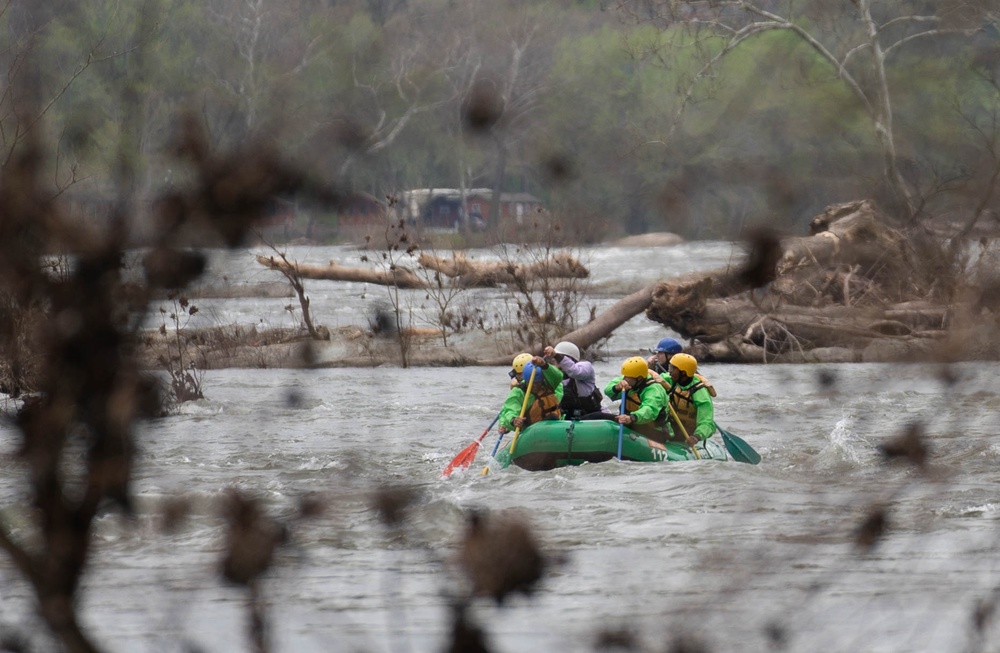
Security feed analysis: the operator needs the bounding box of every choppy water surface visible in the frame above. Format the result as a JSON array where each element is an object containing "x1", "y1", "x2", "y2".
[{"x1": 1, "y1": 242, "x2": 999, "y2": 653}]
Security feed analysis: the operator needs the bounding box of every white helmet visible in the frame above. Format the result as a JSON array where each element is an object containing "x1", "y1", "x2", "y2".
[{"x1": 553, "y1": 341, "x2": 580, "y2": 361}]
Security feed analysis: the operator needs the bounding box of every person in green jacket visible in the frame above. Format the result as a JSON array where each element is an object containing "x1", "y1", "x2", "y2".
[
  {"x1": 652, "y1": 353, "x2": 716, "y2": 445},
  {"x1": 498, "y1": 356, "x2": 564, "y2": 434},
  {"x1": 603, "y1": 356, "x2": 670, "y2": 444}
]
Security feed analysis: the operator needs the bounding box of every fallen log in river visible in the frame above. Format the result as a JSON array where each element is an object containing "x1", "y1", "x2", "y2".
[
  {"x1": 640, "y1": 200, "x2": 995, "y2": 363},
  {"x1": 518, "y1": 199, "x2": 992, "y2": 365},
  {"x1": 256, "y1": 255, "x2": 426, "y2": 288},
  {"x1": 260, "y1": 199, "x2": 998, "y2": 365},
  {"x1": 257, "y1": 251, "x2": 588, "y2": 289}
]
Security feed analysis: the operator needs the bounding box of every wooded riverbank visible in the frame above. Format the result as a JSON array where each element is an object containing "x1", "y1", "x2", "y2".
[{"x1": 143, "y1": 200, "x2": 1000, "y2": 372}]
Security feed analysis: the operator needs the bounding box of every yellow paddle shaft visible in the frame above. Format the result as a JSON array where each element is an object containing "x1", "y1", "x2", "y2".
[
  {"x1": 667, "y1": 401, "x2": 701, "y2": 460},
  {"x1": 481, "y1": 370, "x2": 535, "y2": 475},
  {"x1": 507, "y1": 372, "x2": 535, "y2": 456}
]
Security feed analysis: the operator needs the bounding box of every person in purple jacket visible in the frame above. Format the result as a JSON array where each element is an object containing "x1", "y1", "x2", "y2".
[{"x1": 543, "y1": 341, "x2": 606, "y2": 419}]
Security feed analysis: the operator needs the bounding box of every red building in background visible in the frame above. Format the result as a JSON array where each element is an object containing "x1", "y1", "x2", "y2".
[{"x1": 400, "y1": 188, "x2": 545, "y2": 231}]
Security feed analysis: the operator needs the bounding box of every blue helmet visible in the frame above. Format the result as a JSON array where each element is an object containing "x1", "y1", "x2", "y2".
[
  {"x1": 653, "y1": 337, "x2": 683, "y2": 355},
  {"x1": 522, "y1": 362, "x2": 543, "y2": 383}
]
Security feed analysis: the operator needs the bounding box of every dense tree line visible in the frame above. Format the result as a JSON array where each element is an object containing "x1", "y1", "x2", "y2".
[{"x1": 1, "y1": 0, "x2": 998, "y2": 241}]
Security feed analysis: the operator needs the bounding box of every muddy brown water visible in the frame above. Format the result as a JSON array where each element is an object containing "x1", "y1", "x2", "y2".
[{"x1": 1, "y1": 242, "x2": 997, "y2": 652}]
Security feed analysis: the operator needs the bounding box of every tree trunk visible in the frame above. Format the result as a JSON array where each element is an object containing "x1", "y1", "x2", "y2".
[
  {"x1": 556, "y1": 283, "x2": 658, "y2": 353},
  {"x1": 478, "y1": 282, "x2": 658, "y2": 365},
  {"x1": 417, "y1": 252, "x2": 589, "y2": 286},
  {"x1": 489, "y1": 134, "x2": 507, "y2": 232},
  {"x1": 258, "y1": 253, "x2": 590, "y2": 289},
  {"x1": 256, "y1": 255, "x2": 427, "y2": 289},
  {"x1": 639, "y1": 199, "x2": 966, "y2": 363}
]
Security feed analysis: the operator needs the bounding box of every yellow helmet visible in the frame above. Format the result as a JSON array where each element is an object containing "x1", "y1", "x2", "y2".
[
  {"x1": 512, "y1": 353, "x2": 532, "y2": 374},
  {"x1": 621, "y1": 356, "x2": 648, "y2": 378},
  {"x1": 669, "y1": 353, "x2": 697, "y2": 377}
]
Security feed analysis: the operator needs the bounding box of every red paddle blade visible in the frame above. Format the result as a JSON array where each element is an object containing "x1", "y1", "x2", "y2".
[{"x1": 440, "y1": 441, "x2": 482, "y2": 478}]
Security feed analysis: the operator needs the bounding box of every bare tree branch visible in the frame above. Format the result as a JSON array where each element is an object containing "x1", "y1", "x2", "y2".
[{"x1": 621, "y1": 0, "x2": 993, "y2": 221}]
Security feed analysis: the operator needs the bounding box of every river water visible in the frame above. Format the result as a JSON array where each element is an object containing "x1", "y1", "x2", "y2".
[{"x1": 1, "y1": 242, "x2": 999, "y2": 653}]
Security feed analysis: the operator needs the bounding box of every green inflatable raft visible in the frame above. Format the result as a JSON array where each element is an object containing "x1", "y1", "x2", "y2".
[{"x1": 492, "y1": 418, "x2": 728, "y2": 472}]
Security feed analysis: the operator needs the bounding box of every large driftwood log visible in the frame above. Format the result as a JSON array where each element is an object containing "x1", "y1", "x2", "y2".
[
  {"x1": 644, "y1": 200, "x2": 962, "y2": 363},
  {"x1": 691, "y1": 329, "x2": 949, "y2": 364},
  {"x1": 478, "y1": 282, "x2": 658, "y2": 366},
  {"x1": 417, "y1": 252, "x2": 589, "y2": 287},
  {"x1": 256, "y1": 255, "x2": 427, "y2": 288},
  {"x1": 665, "y1": 298, "x2": 949, "y2": 345},
  {"x1": 482, "y1": 263, "x2": 800, "y2": 365},
  {"x1": 559, "y1": 284, "x2": 655, "y2": 350},
  {"x1": 645, "y1": 263, "x2": 769, "y2": 331},
  {"x1": 482, "y1": 266, "x2": 742, "y2": 366},
  {"x1": 771, "y1": 199, "x2": 928, "y2": 305},
  {"x1": 480, "y1": 267, "x2": 776, "y2": 365},
  {"x1": 257, "y1": 252, "x2": 590, "y2": 289}
]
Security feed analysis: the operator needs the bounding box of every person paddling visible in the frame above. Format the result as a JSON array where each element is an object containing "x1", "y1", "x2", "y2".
[
  {"x1": 646, "y1": 337, "x2": 682, "y2": 372},
  {"x1": 498, "y1": 359, "x2": 564, "y2": 434},
  {"x1": 509, "y1": 352, "x2": 532, "y2": 387},
  {"x1": 651, "y1": 353, "x2": 716, "y2": 446},
  {"x1": 543, "y1": 341, "x2": 605, "y2": 419},
  {"x1": 647, "y1": 337, "x2": 717, "y2": 399},
  {"x1": 603, "y1": 357, "x2": 670, "y2": 444}
]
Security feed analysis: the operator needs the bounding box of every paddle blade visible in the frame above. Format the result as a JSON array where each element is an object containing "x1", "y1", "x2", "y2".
[
  {"x1": 441, "y1": 440, "x2": 482, "y2": 478},
  {"x1": 718, "y1": 425, "x2": 761, "y2": 464},
  {"x1": 445, "y1": 411, "x2": 503, "y2": 479}
]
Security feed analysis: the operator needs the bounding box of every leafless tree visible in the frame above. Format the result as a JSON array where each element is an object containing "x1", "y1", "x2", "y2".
[
  {"x1": 615, "y1": 0, "x2": 993, "y2": 221},
  {"x1": 204, "y1": 0, "x2": 326, "y2": 138},
  {"x1": 332, "y1": 43, "x2": 443, "y2": 179},
  {"x1": 256, "y1": 233, "x2": 327, "y2": 340},
  {"x1": 438, "y1": 36, "x2": 483, "y2": 234},
  {"x1": 400, "y1": 0, "x2": 552, "y2": 233},
  {"x1": 467, "y1": 4, "x2": 549, "y2": 232}
]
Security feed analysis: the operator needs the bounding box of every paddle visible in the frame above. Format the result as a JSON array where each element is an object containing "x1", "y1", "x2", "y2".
[
  {"x1": 666, "y1": 401, "x2": 701, "y2": 460},
  {"x1": 486, "y1": 429, "x2": 506, "y2": 465},
  {"x1": 481, "y1": 371, "x2": 535, "y2": 476},
  {"x1": 715, "y1": 422, "x2": 761, "y2": 464},
  {"x1": 440, "y1": 411, "x2": 502, "y2": 478},
  {"x1": 507, "y1": 371, "x2": 535, "y2": 456},
  {"x1": 616, "y1": 387, "x2": 626, "y2": 460}
]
